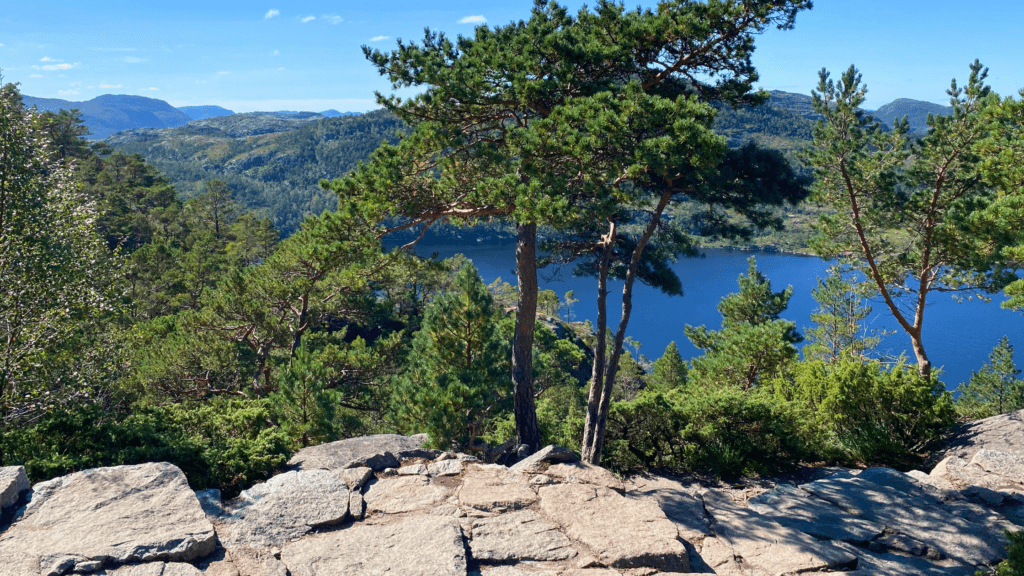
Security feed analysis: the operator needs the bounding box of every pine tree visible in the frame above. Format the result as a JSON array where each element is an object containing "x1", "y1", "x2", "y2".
[
  {"x1": 803, "y1": 271, "x2": 880, "y2": 363},
  {"x1": 956, "y1": 336, "x2": 1024, "y2": 419},
  {"x1": 803, "y1": 62, "x2": 1015, "y2": 378},
  {"x1": 647, "y1": 342, "x2": 688, "y2": 391},
  {"x1": 392, "y1": 264, "x2": 512, "y2": 449},
  {"x1": 686, "y1": 258, "x2": 800, "y2": 390}
]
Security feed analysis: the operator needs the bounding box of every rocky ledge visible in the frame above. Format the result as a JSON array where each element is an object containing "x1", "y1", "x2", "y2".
[{"x1": 2, "y1": 412, "x2": 1024, "y2": 576}]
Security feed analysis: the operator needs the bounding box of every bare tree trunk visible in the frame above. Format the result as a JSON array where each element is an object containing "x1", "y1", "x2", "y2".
[
  {"x1": 581, "y1": 222, "x2": 616, "y2": 463},
  {"x1": 512, "y1": 223, "x2": 541, "y2": 453},
  {"x1": 584, "y1": 191, "x2": 673, "y2": 465}
]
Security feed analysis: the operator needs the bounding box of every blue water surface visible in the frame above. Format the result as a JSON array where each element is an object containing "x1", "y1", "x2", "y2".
[{"x1": 409, "y1": 239, "x2": 1022, "y2": 391}]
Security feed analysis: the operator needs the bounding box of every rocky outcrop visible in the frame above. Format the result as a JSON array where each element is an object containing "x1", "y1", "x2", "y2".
[
  {"x1": 0, "y1": 463, "x2": 215, "y2": 576},
  {"x1": 934, "y1": 408, "x2": 1024, "y2": 462},
  {"x1": 287, "y1": 433, "x2": 438, "y2": 472},
  {"x1": 4, "y1": 425, "x2": 1024, "y2": 576},
  {"x1": 0, "y1": 466, "x2": 29, "y2": 517}
]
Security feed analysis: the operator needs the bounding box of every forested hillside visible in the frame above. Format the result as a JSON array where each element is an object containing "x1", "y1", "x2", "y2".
[{"x1": 108, "y1": 110, "x2": 406, "y2": 234}]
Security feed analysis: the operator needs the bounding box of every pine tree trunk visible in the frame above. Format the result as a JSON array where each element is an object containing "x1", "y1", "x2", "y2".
[
  {"x1": 512, "y1": 223, "x2": 541, "y2": 453},
  {"x1": 582, "y1": 222, "x2": 616, "y2": 464}
]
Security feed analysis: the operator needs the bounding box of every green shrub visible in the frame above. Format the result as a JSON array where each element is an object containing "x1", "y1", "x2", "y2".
[
  {"x1": 604, "y1": 386, "x2": 812, "y2": 478},
  {"x1": 981, "y1": 530, "x2": 1024, "y2": 576},
  {"x1": 1, "y1": 397, "x2": 290, "y2": 498},
  {"x1": 773, "y1": 358, "x2": 956, "y2": 467}
]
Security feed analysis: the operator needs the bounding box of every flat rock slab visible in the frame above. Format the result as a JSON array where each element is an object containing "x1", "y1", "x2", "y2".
[
  {"x1": 288, "y1": 434, "x2": 438, "y2": 472},
  {"x1": 364, "y1": 475, "x2": 450, "y2": 514},
  {"x1": 0, "y1": 466, "x2": 29, "y2": 515},
  {"x1": 544, "y1": 463, "x2": 624, "y2": 492},
  {"x1": 475, "y1": 568, "x2": 618, "y2": 576},
  {"x1": 802, "y1": 467, "x2": 1007, "y2": 565},
  {"x1": 280, "y1": 515, "x2": 467, "y2": 576},
  {"x1": 746, "y1": 483, "x2": 885, "y2": 545},
  {"x1": 224, "y1": 469, "x2": 350, "y2": 548},
  {"x1": 833, "y1": 541, "x2": 977, "y2": 576},
  {"x1": 702, "y1": 490, "x2": 857, "y2": 575},
  {"x1": 470, "y1": 510, "x2": 575, "y2": 562},
  {"x1": 0, "y1": 463, "x2": 215, "y2": 573},
  {"x1": 628, "y1": 476, "x2": 710, "y2": 542},
  {"x1": 538, "y1": 483, "x2": 688, "y2": 571},
  {"x1": 459, "y1": 466, "x2": 538, "y2": 512},
  {"x1": 219, "y1": 545, "x2": 289, "y2": 576},
  {"x1": 97, "y1": 563, "x2": 204, "y2": 576}
]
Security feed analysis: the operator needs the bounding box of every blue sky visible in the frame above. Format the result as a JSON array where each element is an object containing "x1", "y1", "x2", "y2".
[{"x1": 1, "y1": 0, "x2": 1021, "y2": 113}]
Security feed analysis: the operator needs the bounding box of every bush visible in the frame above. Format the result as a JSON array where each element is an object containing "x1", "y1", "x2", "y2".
[
  {"x1": 1, "y1": 397, "x2": 290, "y2": 498},
  {"x1": 604, "y1": 386, "x2": 812, "y2": 478},
  {"x1": 772, "y1": 358, "x2": 956, "y2": 467}
]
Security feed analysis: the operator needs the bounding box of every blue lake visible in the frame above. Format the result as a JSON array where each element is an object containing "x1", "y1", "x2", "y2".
[{"x1": 409, "y1": 239, "x2": 1023, "y2": 391}]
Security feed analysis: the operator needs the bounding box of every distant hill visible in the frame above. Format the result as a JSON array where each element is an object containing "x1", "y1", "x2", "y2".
[
  {"x1": 178, "y1": 105, "x2": 234, "y2": 120},
  {"x1": 107, "y1": 109, "x2": 407, "y2": 235},
  {"x1": 22, "y1": 94, "x2": 192, "y2": 140},
  {"x1": 870, "y1": 98, "x2": 952, "y2": 134},
  {"x1": 320, "y1": 110, "x2": 362, "y2": 118}
]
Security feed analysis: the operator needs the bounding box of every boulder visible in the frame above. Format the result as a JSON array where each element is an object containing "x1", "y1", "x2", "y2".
[
  {"x1": 702, "y1": 490, "x2": 858, "y2": 575},
  {"x1": 538, "y1": 483, "x2": 688, "y2": 571},
  {"x1": 398, "y1": 463, "x2": 428, "y2": 476},
  {"x1": 280, "y1": 515, "x2": 466, "y2": 576},
  {"x1": 219, "y1": 546, "x2": 288, "y2": 576},
  {"x1": 98, "y1": 563, "x2": 205, "y2": 576},
  {"x1": 833, "y1": 541, "x2": 978, "y2": 576},
  {"x1": 508, "y1": 445, "x2": 578, "y2": 475},
  {"x1": 469, "y1": 510, "x2": 575, "y2": 562},
  {"x1": 428, "y1": 459, "x2": 465, "y2": 477},
  {"x1": 223, "y1": 469, "x2": 350, "y2": 548},
  {"x1": 0, "y1": 463, "x2": 215, "y2": 574},
  {"x1": 746, "y1": 483, "x2": 885, "y2": 545},
  {"x1": 801, "y1": 467, "x2": 1008, "y2": 565},
  {"x1": 0, "y1": 466, "x2": 29, "y2": 517},
  {"x1": 287, "y1": 434, "x2": 438, "y2": 472},
  {"x1": 363, "y1": 475, "x2": 451, "y2": 514},
  {"x1": 544, "y1": 463, "x2": 624, "y2": 492},
  {"x1": 934, "y1": 409, "x2": 1024, "y2": 462},
  {"x1": 972, "y1": 449, "x2": 1024, "y2": 482},
  {"x1": 930, "y1": 455, "x2": 1024, "y2": 493},
  {"x1": 458, "y1": 466, "x2": 538, "y2": 513},
  {"x1": 333, "y1": 467, "x2": 374, "y2": 491}
]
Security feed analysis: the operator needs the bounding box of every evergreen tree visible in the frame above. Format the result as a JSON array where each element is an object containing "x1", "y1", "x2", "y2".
[
  {"x1": 647, "y1": 341, "x2": 688, "y2": 391},
  {"x1": 803, "y1": 271, "x2": 880, "y2": 363},
  {"x1": 332, "y1": 0, "x2": 812, "y2": 459},
  {"x1": 803, "y1": 62, "x2": 1016, "y2": 378},
  {"x1": 686, "y1": 258, "x2": 800, "y2": 390},
  {"x1": 956, "y1": 336, "x2": 1024, "y2": 419},
  {"x1": 392, "y1": 264, "x2": 511, "y2": 449}
]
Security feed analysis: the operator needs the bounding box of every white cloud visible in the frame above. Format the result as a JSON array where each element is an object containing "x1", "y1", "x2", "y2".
[
  {"x1": 58, "y1": 90, "x2": 79, "y2": 96},
  {"x1": 41, "y1": 56, "x2": 57, "y2": 61},
  {"x1": 459, "y1": 15, "x2": 486, "y2": 24},
  {"x1": 324, "y1": 14, "x2": 342, "y2": 24},
  {"x1": 100, "y1": 83, "x2": 123, "y2": 88},
  {"x1": 0, "y1": 43, "x2": 4, "y2": 47},
  {"x1": 35, "y1": 63, "x2": 76, "y2": 71},
  {"x1": 264, "y1": 9, "x2": 280, "y2": 19},
  {"x1": 277, "y1": 67, "x2": 285, "y2": 71},
  {"x1": 140, "y1": 87, "x2": 160, "y2": 91},
  {"x1": 272, "y1": 49, "x2": 280, "y2": 56},
  {"x1": 122, "y1": 56, "x2": 145, "y2": 63},
  {"x1": 301, "y1": 15, "x2": 316, "y2": 23},
  {"x1": 370, "y1": 35, "x2": 389, "y2": 41},
  {"x1": 195, "y1": 80, "x2": 207, "y2": 84}
]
